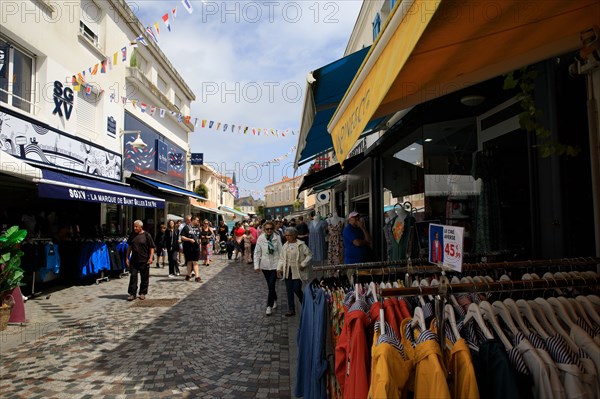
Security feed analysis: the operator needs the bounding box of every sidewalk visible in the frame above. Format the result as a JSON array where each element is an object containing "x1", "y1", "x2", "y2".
[{"x1": 0, "y1": 256, "x2": 300, "y2": 398}]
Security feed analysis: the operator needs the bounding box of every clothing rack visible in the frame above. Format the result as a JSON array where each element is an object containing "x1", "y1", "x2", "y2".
[
  {"x1": 380, "y1": 275, "x2": 599, "y2": 297},
  {"x1": 23, "y1": 237, "x2": 55, "y2": 299},
  {"x1": 312, "y1": 256, "x2": 600, "y2": 272}
]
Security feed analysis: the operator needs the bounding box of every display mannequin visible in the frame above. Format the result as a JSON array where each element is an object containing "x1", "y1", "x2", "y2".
[{"x1": 326, "y1": 211, "x2": 344, "y2": 265}]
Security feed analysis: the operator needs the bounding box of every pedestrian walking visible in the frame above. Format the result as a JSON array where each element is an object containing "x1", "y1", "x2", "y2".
[
  {"x1": 199, "y1": 219, "x2": 214, "y2": 266},
  {"x1": 254, "y1": 221, "x2": 283, "y2": 315},
  {"x1": 155, "y1": 223, "x2": 167, "y2": 268},
  {"x1": 277, "y1": 227, "x2": 313, "y2": 317},
  {"x1": 243, "y1": 226, "x2": 253, "y2": 264},
  {"x1": 180, "y1": 215, "x2": 202, "y2": 283},
  {"x1": 164, "y1": 219, "x2": 181, "y2": 277},
  {"x1": 126, "y1": 220, "x2": 155, "y2": 301}
]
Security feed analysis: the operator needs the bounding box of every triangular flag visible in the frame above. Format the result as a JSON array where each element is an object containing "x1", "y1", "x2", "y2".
[
  {"x1": 162, "y1": 13, "x2": 171, "y2": 32},
  {"x1": 89, "y1": 64, "x2": 98, "y2": 75},
  {"x1": 181, "y1": 0, "x2": 193, "y2": 14},
  {"x1": 100, "y1": 60, "x2": 107, "y2": 73},
  {"x1": 122, "y1": 97, "x2": 127, "y2": 104},
  {"x1": 216, "y1": 122, "x2": 221, "y2": 130},
  {"x1": 146, "y1": 27, "x2": 158, "y2": 44},
  {"x1": 113, "y1": 52, "x2": 118, "y2": 66},
  {"x1": 223, "y1": 124, "x2": 228, "y2": 132},
  {"x1": 107, "y1": 56, "x2": 112, "y2": 71},
  {"x1": 194, "y1": 118, "x2": 198, "y2": 127},
  {"x1": 135, "y1": 35, "x2": 148, "y2": 46},
  {"x1": 85, "y1": 85, "x2": 92, "y2": 96},
  {"x1": 149, "y1": 106, "x2": 156, "y2": 116},
  {"x1": 231, "y1": 125, "x2": 235, "y2": 132},
  {"x1": 172, "y1": 6, "x2": 177, "y2": 19},
  {"x1": 159, "y1": 108, "x2": 166, "y2": 118},
  {"x1": 177, "y1": 114, "x2": 183, "y2": 123},
  {"x1": 121, "y1": 47, "x2": 127, "y2": 62},
  {"x1": 153, "y1": 22, "x2": 160, "y2": 36},
  {"x1": 202, "y1": 119, "x2": 207, "y2": 128},
  {"x1": 185, "y1": 115, "x2": 191, "y2": 124},
  {"x1": 131, "y1": 100, "x2": 137, "y2": 108},
  {"x1": 209, "y1": 121, "x2": 214, "y2": 128},
  {"x1": 140, "y1": 103, "x2": 147, "y2": 113}
]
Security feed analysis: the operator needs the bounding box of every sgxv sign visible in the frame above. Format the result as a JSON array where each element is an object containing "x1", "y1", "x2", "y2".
[{"x1": 52, "y1": 80, "x2": 73, "y2": 120}]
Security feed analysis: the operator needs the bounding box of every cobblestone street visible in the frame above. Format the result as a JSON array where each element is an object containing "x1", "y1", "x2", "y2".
[{"x1": 0, "y1": 256, "x2": 299, "y2": 398}]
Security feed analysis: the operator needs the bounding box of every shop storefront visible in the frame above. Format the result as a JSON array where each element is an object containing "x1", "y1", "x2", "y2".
[
  {"x1": 0, "y1": 106, "x2": 165, "y2": 286},
  {"x1": 327, "y1": 0, "x2": 600, "y2": 261}
]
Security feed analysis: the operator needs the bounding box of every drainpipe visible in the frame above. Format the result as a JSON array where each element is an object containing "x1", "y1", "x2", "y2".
[{"x1": 570, "y1": 26, "x2": 600, "y2": 267}]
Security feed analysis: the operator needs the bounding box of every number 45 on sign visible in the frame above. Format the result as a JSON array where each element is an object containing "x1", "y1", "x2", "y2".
[{"x1": 428, "y1": 223, "x2": 464, "y2": 272}]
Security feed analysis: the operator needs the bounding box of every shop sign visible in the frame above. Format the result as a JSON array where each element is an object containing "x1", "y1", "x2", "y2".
[
  {"x1": 52, "y1": 80, "x2": 74, "y2": 120},
  {"x1": 40, "y1": 185, "x2": 163, "y2": 208},
  {"x1": 190, "y1": 153, "x2": 203, "y2": 165},
  {"x1": 107, "y1": 116, "x2": 117, "y2": 137},
  {"x1": 429, "y1": 223, "x2": 464, "y2": 272},
  {"x1": 155, "y1": 140, "x2": 168, "y2": 173}
]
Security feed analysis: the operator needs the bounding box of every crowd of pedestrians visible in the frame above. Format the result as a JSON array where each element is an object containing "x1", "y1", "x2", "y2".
[{"x1": 124, "y1": 213, "x2": 370, "y2": 320}]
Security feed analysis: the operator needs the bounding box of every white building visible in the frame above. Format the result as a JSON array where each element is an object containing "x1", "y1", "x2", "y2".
[{"x1": 0, "y1": 0, "x2": 197, "y2": 238}]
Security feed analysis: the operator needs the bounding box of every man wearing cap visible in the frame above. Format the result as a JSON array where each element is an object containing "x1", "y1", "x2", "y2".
[{"x1": 343, "y1": 211, "x2": 372, "y2": 264}]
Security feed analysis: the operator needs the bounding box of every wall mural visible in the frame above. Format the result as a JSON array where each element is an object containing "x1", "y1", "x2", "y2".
[{"x1": 0, "y1": 108, "x2": 122, "y2": 181}]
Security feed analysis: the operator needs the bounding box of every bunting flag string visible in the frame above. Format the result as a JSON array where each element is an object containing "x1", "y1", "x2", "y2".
[
  {"x1": 68, "y1": 1, "x2": 296, "y2": 138},
  {"x1": 260, "y1": 146, "x2": 297, "y2": 164}
]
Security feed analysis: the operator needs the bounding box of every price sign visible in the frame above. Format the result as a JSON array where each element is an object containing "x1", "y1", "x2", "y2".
[{"x1": 429, "y1": 223, "x2": 464, "y2": 272}]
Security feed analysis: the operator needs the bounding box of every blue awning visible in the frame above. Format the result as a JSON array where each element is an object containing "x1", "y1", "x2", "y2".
[
  {"x1": 37, "y1": 169, "x2": 165, "y2": 208},
  {"x1": 294, "y1": 46, "x2": 384, "y2": 168},
  {"x1": 219, "y1": 206, "x2": 247, "y2": 218},
  {"x1": 130, "y1": 174, "x2": 207, "y2": 201}
]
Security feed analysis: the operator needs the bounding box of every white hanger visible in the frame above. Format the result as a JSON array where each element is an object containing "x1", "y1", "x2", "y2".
[
  {"x1": 588, "y1": 294, "x2": 600, "y2": 309},
  {"x1": 534, "y1": 298, "x2": 579, "y2": 354},
  {"x1": 517, "y1": 299, "x2": 550, "y2": 339},
  {"x1": 493, "y1": 300, "x2": 523, "y2": 336},
  {"x1": 567, "y1": 297, "x2": 593, "y2": 327},
  {"x1": 369, "y1": 281, "x2": 378, "y2": 304},
  {"x1": 412, "y1": 279, "x2": 426, "y2": 307},
  {"x1": 547, "y1": 297, "x2": 577, "y2": 327},
  {"x1": 576, "y1": 295, "x2": 600, "y2": 326},
  {"x1": 412, "y1": 306, "x2": 427, "y2": 331},
  {"x1": 480, "y1": 301, "x2": 513, "y2": 350},
  {"x1": 463, "y1": 303, "x2": 494, "y2": 340},
  {"x1": 420, "y1": 278, "x2": 434, "y2": 301},
  {"x1": 526, "y1": 300, "x2": 560, "y2": 338},
  {"x1": 444, "y1": 304, "x2": 461, "y2": 344}
]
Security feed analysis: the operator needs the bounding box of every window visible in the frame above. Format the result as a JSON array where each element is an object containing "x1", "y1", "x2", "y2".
[
  {"x1": 77, "y1": 89, "x2": 99, "y2": 136},
  {"x1": 157, "y1": 75, "x2": 167, "y2": 93},
  {"x1": 0, "y1": 38, "x2": 34, "y2": 113},
  {"x1": 79, "y1": 0, "x2": 102, "y2": 48},
  {"x1": 373, "y1": 13, "x2": 381, "y2": 41},
  {"x1": 174, "y1": 94, "x2": 182, "y2": 110},
  {"x1": 278, "y1": 189, "x2": 282, "y2": 202}
]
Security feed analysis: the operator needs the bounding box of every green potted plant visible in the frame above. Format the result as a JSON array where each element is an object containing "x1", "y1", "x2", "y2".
[{"x1": 0, "y1": 226, "x2": 27, "y2": 330}]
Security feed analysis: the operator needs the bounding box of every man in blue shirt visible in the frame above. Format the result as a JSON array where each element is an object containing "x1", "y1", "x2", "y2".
[{"x1": 343, "y1": 211, "x2": 372, "y2": 264}]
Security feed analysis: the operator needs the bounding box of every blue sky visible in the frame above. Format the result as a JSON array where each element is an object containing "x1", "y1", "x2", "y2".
[{"x1": 134, "y1": 1, "x2": 363, "y2": 199}]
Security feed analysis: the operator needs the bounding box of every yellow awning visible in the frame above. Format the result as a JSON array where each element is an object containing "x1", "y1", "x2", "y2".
[{"x1": 329, "y1": 0, "x2": 600, "y2": 164}]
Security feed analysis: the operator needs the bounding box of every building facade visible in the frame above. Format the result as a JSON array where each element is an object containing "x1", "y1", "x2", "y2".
[{"x1": 0, "y1": 0, "x2": 196, "y2": 283}]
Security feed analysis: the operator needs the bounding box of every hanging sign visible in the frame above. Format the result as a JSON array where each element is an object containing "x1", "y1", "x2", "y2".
[
  {"x1": 429, "y1": 223, "x2": 464, "y2": 272},
  {"x1": 190, "y1": 153, "x2": 203, "y2": 165}
]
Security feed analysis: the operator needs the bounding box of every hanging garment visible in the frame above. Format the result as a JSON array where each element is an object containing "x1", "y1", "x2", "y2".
[
  {"x1": 335, "y1": 299, "x2": 371, "y2": 399},
  {"x1": 383, "y1": 218, "x2": 394, "y2": 261},
  {"x1": 525, "y1": 332, "x2": 568, "y2": 399},
  {"x1": 308, "y1": 219, "x2": 328, "y2": 262},
  {"x1": 368, "y1": 321, "x2": 411, "y2": 399},
  {"x1": 400, "y1": 318, "x2": 452, "y2": 399},
  {"x1": 476, "y1": 340, "x2": 524, "y2": 399},
  {"x1": 327, "y1": 220, "x2": 344, "y2": 266},
  {"x1": 514, "y1": 333, "x2": 564, "y2": 399},
  {"x1": 295, "y1": 284, "x2": 328, "y2": 399}
]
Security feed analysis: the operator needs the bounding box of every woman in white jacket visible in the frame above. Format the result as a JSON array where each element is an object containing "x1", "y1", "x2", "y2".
[
  {"x1": 254, "y1": 221, "x2": 283, "y2": 316},
  {"x1": 277, "y1": 226, "x2": 313, "y2": 317}
]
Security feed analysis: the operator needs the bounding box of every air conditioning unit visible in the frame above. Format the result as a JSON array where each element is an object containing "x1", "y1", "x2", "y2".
[{"x1": 316, "y1": 191, "x2": 330, "y2": 205}]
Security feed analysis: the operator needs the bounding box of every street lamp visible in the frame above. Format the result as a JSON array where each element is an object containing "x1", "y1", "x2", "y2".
[{"x1": 120, "y1": 129, "x2": 147, "y2": 149}]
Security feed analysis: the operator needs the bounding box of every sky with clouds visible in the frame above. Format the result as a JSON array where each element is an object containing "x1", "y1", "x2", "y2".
[{"x1": 134, "y1": 1, "x2": 363, "y2": 199}]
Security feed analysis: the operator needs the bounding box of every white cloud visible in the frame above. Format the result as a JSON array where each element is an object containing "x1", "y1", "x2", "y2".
[{"x1": 134, "y1": 1, "x2": 363, "y2": 197}]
